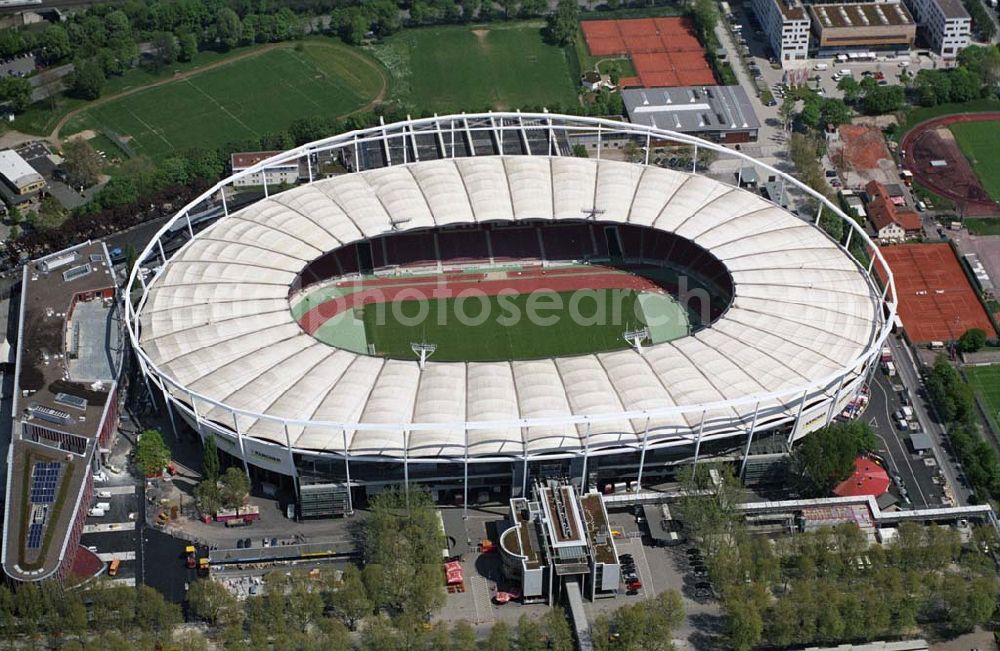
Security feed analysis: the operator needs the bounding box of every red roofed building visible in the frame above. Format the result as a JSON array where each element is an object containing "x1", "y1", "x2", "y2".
[
  {"x1": 833, "y1": 456, "x2": 891, "y2": 498},
  {"x1": 866, "y1": 181, "x2": 922, "y2": 243}
]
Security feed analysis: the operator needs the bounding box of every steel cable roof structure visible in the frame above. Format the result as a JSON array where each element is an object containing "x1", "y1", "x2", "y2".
[{"x1": 125, "y1": 113, "x2": 895, "y2": 496}]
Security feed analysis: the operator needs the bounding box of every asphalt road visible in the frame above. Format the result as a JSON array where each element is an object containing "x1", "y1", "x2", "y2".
[
  {"x1": 867, "y1": 369, "x2": 939, "y2": 508},
  {"x1": 887, "y1": 335, "x2": 972, "y2": 505}
]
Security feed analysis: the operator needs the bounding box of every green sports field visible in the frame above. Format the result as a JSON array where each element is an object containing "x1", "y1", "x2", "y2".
[
  {"x1": 950, "y1": 120, "x2": 1000, "y2": 203},
  {"x1": 371, "y1": 23, "x2": 579, "y2": 113},
  {"x1": 360, "y1": 289, "x2": 686, "y2": 362},
  {"x1": 62, "y1": 42, "x2": 386, "y2": 160},
  {"x1": 965, "y1": 364, "x2": 1000, "y2": 430}
]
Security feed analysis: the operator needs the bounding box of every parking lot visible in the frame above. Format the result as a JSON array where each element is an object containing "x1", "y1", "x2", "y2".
[{"x1": 79, "y1": 468, "x2": 142, "y2": 587}]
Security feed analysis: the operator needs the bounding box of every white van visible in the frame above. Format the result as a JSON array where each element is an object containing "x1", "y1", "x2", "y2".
[
  {"x1": 87, "y1": 507, "x2": 106, "y2": 517},
  {"x1": 814, "y1": 63, "x2": 829, "y2": 71},
  {"x1": 95, "y1": 502, "x2": 111, "y2": 511},
  {"x1": 96, "y1": 490, "x2": 112, "y2": 498},
  {"x1": 898, "y1": 60, "x2": 910, "y2": 68},
  {"x1": 838, "y1": 69, "x2": 852, "y2": 77},
  {"x1": 930, "y1": 340, "x2": 945, "y2": 350}
]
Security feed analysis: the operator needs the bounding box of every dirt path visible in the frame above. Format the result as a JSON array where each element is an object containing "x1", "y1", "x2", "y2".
[{"x1": 49, "y1": 41, "x2": 389, "y2": 147}]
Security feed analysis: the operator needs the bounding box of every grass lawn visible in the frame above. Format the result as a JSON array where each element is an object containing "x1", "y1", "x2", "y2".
[
  {"x1": 964, "y1": 364, "x2": 1000, "y2": 434},
  {"x1": 950, "y1": 119, "x2": 1000, "y2": 203},
  {"x1": 361, "y1": 289, "x2": 657, "y2": 362},
  {"x1": 963, "y1": 218, "x2": 1000, "y2": 236},
  {"x1": 896, "y1": 99, "x2": 1000, "y2": 138},
  {"x1": 370, "y1": 23, "x2": 579, "y2": 113},
  {"x1": 60, "y1": 41, "x2": 385, "y2": 160}
]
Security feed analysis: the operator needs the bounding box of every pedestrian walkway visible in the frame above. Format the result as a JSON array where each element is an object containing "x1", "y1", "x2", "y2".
[
  {"x1": 97, "y1": 551, "x2": 136, "y2": 562},
  {"x1": 470, "y1": 575, "x2": 495, "y2": 625},
  {"x1": 83, "y1": 522, "x2": 136, "y2": 534}
]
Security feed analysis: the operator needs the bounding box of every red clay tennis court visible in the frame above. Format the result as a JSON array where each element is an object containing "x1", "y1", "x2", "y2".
[
  {"x1": 878, "y1": 243, "x2": 996, "y2": 343},
  {"x1": 581, "y1": 17, "x2": 713, "y2": 88}
]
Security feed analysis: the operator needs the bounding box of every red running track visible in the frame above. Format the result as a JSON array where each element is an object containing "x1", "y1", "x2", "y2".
[
  {"x1": 900, "y1": 112, "x2": 1000, "y2": 217},
  {"x1": 298, "y1": 268, "x2": 663, "y2": 335}
]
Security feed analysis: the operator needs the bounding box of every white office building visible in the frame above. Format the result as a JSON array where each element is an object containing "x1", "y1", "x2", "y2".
[
  {"x1": 751, "y1": 0, "x2": 811, "y2": 65},
  {"x1": 907, "y1": 0, "x2": 970, "y2": 58}
]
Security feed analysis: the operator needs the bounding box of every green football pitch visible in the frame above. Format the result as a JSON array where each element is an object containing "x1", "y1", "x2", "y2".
[
  {"x1": 372, "y1": 23, "x2": 579, "y2": 113},
  {"x1": 950, "y1": 120, "x2": 1000, "y2": 203},
  {"x1": 63, "y1": 42, "x2": 386, "y2": 160},
  {"x1": 358, "y1": 289, "x2": 688, "y2": 362},
  {"x1": 964, "y1": 364, "x2": 1000, "y2": 429}
]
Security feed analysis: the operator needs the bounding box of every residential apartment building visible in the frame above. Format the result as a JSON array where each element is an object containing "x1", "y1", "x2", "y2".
[
  {"x1": 907, "y1": 0, "x2": 970, "y2": 58},
  {"x1": 751, "y1": 0, "x2": 811, "y2": 64},
  {"x1": 230, "y1": 151, "x2": 300, "y2": 188}
]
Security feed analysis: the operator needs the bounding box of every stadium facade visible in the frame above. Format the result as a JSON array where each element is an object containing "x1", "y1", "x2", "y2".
[{"x1": 125, "y1": 114, "x2": 895, "y2": 514}]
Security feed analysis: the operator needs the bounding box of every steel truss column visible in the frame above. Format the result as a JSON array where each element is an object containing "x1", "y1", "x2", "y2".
[
  {"x1": 692, "y1": 410, "x2": 707, "y2": 468},
  {"x1": 185, "y1": 211, "x2": 193, "y2": 238},
  {"x1": 403, "y1": 429, "x2": 410, "y2": 507},
  {"x1": 844, "y1": 226, "x2": 852, "y2": 251},
  {"x1": 522, "y1": 455, "x2": 529, "y2": 498},
  {"x1": 815, "y1": 203, "x2": 823, "y2": 225},
  {"x1": 644, "y1": 133, "x2": 651, "y2": 165},
  {"x1": 354, "y1": 134, "x2": 362, "y2": 172},
  {"x1": 825, "y1": 376, "x2": 847, "y2": 426},
  {"x1": 161, "y1": 385, "x2": 177, "y2": 439},
  {"x1": 739, "y1": 401, "x2": 761, "y2": 480},
  {"x1": 596, "y1": 123, "x2": 603, "y2": 160},
  {"x1": 463, "y1": 428, "x2": 469, "y2": 519},
  {"x1": 737, "y1": 166, "x2": 743, "y2": 188},
  {"x1": 343, "y1": 429, "x2": 353, "y2": 515},
  {"x1": 263, "y1": 173, "x2": 269, "y2": 199},
  {"x1": 157, "y1": 239, "x2": 166, "y2": 265},
  {"x1": 232, "y1": 413, "x2": 252, "y2": 479},
  {"x1": 692, "y1": 144, "x2": 698, "y2": 173},
  {"x1": 580, "y1": 421, "x2": 592, "y2": 492},
  {"x1": 636, "y1": 416, "x2": 651, "y2": 489},
  {"x1": 220, "y1": 187, "x2": 229, "y2": 216},
  {"x1": 788, "y1": 389, "x2": 809, "y2": 447},
  {"x1": 306, "y1": 153, "x2": 313, "y2": 184}
]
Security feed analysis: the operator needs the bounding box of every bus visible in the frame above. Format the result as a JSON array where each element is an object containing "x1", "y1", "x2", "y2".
[{"x1": 108, "y1": 559, "x2": 121, "y2": 577}]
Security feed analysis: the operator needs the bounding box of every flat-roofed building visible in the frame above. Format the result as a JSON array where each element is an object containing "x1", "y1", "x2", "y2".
[
  {"x1": 2, "y1": 242, "x2": 123, "y2": 583},
  {"x1": 907, "y1": 0, "x2": 970, "y2": 58},
  {"x1": 623, "y1": 85, "x2": 761, "y2": 143},
  {"x1": 499, "y1": 481, "x2": 620, "y2": 605},
  {"x1": 751, "y1": 0, "x2": 811, "y2": 64},
  {"x1": 0, "y1": 149, "x2": 44, "y2": 197},
  {"x1": 810, "y1": 2, "x2": 916, "y2": 51},
  {"x1": 230, "y1": 151, "x2": 300, "y2": 188}
]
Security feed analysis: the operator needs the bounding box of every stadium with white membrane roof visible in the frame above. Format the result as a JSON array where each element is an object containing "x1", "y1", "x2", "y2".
[{"x1": 126, "y1": 114, "x2": 895, "y2": 514}]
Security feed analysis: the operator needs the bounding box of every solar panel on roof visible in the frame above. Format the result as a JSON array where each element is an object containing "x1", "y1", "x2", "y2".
[
  {"x1": 62, "y1": 263, "x2": 92, "y2": 282},
  {"x1": 54, "y1": 392, "x2": 88, "y2": 410},
  {"x1": 26, "y1": 524, "x2": 43, "y2": 549}
]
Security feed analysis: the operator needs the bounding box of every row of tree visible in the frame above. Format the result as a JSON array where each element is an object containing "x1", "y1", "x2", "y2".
[
  {"x1": 677, "y1": 464, "x2": 1000, "y2": 651},
  {"x1": 924, "y1": 354, "x2": 1000, "y2": 501},
  {"x1": 913, "y1": 45, "x2": 1000, "y2": 107}
]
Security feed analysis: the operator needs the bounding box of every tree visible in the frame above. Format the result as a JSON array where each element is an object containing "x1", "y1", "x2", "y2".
[
  {"x1": 195, "y1": 478, "x2": 222, "y2": 514},
  {"x1": 452, "y1": 621, "x2": 478, "y2": 651},
  {"x1": 484, "y1": 621, "x2": 512, "y2": 651},
  {"x1": 949, "y1": 66, "x2": 981, "y2": 102},
  {"x1": 541, "y1": 609, "x2": 574, "y2": 651},
  {"x1": 837, "y1": 76, "x2": 861, "y2": 103},
  {"x1": 517, "y1": 615, "x2": 544, "y2": 651},
  {"x1": 692, "y1": 0, "x2": 720, "y2": 37},
  {"x1": 214, "y1": 8, "x2": 242, "y2": 50},
  {"x1": 219, "y1": 466, "x2": 250, "y2": 508},
  {"x1": 187, "y1": 579, "x2": 241, "y2": 626},
  {"x1": 959, "y1": 327, "x2": 988, "y2": 352},
  {"x1": 151, "y1": 31, "x2": 179, "y2": 67},
  {"x1": 202, "y1": 435, "x2": 220, "y2": 482},
  {"x1": 178, "y1": 32, "x2": 198, "y2": 62},
  {"x1": 546, "y1": 0, "x2": 579, "y2": 46},
  {"x1": 820, "y1": 98, "x2": 852, "y2": 127},
  {"x1": 778, "y1": 95, "x2": 796, "y2": 130},
  {"x1": 70, "y1": 59, "x2": 105, "y2": 100},
  {"x1": 363, "y1": 487, "x2": 446, "y2": 619},
  {"x1": 135, "y1": 428, "x2": 171, "y2": 476},
  {"x1": 0, "y1": 76, "x2": 32, "y2": 113},
  {"x1": 134, "y1": 585, "x2": 181, "y2": 632},
  {"x1": 861, "y1": 85, "x2": 904, "y2": 114},
  {"x1": 791, "y1": 421, "x2": 876, "y2": 495},
  {"x1": 62, "y1": 138, "x2": 103, "y2": 188},
  {"x1": 725, "y1": 598, "x2": 763, "y2": 651},
  {"x1": 326, "y1": 564, "x2": 371, "y2": 630},
  {"x1": 40, "y1": 25, "x2": 72, "y2": 64}
]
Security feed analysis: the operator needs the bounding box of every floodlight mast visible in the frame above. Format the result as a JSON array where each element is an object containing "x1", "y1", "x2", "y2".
[
  {"x1": 411, "y1": 342, "x2": 437, "y2": 369},
  {"x1": 623, "y1": 327, "x2": 650, "y2": 354}
]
